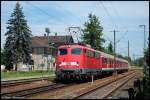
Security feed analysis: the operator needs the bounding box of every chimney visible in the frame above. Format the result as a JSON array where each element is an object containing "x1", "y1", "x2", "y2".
[
  {"x1": 44, "y1": 34, "x2": 46, "y2": 37},
  {"x1": 55, "y1": 33, "x2": 57, "y2": 36}
]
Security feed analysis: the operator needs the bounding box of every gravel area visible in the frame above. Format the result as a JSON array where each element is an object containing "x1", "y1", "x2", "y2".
[
  {"x1": 28, "y1": 71, "x2": 134, "y2": 99},
  {"x1": 1, "y1": 80, "x2": 53, "y2": 94},
  {"x1": 78, "y1": 71, "x2": 140, "y2": 99},
  {"x1": 28, "y1": 82, "x2": 90, "y2": 99},
  {"x1": 106, "y1": 70, "x2": 143, "y2": 99}
]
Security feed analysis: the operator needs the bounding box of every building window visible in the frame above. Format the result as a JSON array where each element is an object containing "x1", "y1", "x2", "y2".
[
  {"x1": 32, "y1": 48, "x2": 34, "y2": 53},
  {"x1": 44, "y1": 48, "x2": 47, "y2": 54},
  {"x1": 34, "y1": 48, "x2": 44, "y2": 54}
]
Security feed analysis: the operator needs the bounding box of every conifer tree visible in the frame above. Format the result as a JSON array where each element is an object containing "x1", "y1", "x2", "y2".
[
  {"x1": 4, "y1": 2, "x2": 32, "y2": 71},
  {"x1": 107, "y1": 42, "x2": 113, "y2": 54}
]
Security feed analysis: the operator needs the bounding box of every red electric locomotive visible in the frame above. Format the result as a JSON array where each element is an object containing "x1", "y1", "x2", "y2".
[{"x1": 56, "y1": 43, "x2": 129, "y2": 80}]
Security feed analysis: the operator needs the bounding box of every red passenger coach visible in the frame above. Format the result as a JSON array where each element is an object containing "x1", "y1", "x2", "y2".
[{"x1": 56, "y1": 43, "x2": 129, "y2": 80}]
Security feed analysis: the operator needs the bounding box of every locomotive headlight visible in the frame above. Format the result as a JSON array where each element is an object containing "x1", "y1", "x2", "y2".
[
  {"x1": 59, "y1": 62, "x2": 79, "y2": 66},
  {"x1": 59, "y1": 62, "x2": 67, "y2": 66},
  {"x1": 70, "y1": 62, "x2": 79, "y2": 66}
]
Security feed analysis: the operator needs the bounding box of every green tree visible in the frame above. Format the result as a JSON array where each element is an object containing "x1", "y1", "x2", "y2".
[
  {"x1": 123, "y1": 56, "x2": 131, "y2": 63},
  {"x1": 4, "y1": 2, "x2": 32, "y2": 71},
  {"x1": 107, "y1": 42, "x2": 113, "y2": 54},
  {"x1": 142, "y1": 37, "x2": 149, "y2": 99},
  {"x1": 144, "y1": 37, "x2": 149, "y2": 67},
  {"x1": 132, "y1": 57, "x2": 143, "y2": 66},
  {"x1": 1, "y1": 49, "x2": 5, "y2": 65},
  {"x1": 82, "y1": 13, "x2": 105, "y2": 50}
]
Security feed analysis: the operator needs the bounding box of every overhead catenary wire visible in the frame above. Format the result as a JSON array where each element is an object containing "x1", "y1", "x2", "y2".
[
  {"x1": 116, "y1": 30, "x2": 128, "y2": 44},
  {"x1": 99, "y1": 1, "x2": 129, "y2": 45},
  {"x1": 109, "y1": 1, "x2": 128, "y2": 30},
  {"x1": 109, "y1": 1, "x2": 129, "y2": 43},
  {"x1": 50, "y1": 2, "x2": 83, "y2": 39},
  {"x1": 23, "y1": 1, "x2": 61, "y2": 36},
  {"x1": 99, "y1": 1, "x2": 119, "y2": 45},
  {"x1": 24, "y1": 1, "x2": 83, "y2": 38},
  {"x1": 24, "y1": 1, "x2": 127, "y2": 45},
  {"x1": 24, "y1": 1, "x2": 64, "y2": 23},
  {"x1": 25, "y1": 1, "x2": 82, "y2": 25},
  {"x1": 54, "y1": 3, "x2": 82, "y2": 23},
  {"x1": 103, "y1": 34, "x2": 113, "y2": 43},
  {"x1": 23, "y1": 1, "x2": 70, "y2": 36},
  {"x1": 22, "y1": 2, "x2": 52, "y2": 24},
  {"x1": 99, "y1": 1, "x2": 118, "y2": 29}
]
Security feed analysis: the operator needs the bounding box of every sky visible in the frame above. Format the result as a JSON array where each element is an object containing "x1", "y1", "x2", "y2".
[{"x1": 1, "y1": 1, "x2": 149, "y2": 59}]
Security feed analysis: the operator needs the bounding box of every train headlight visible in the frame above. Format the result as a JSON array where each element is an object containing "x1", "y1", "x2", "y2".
[
  {"x1": 59, "y1": 62, "x2": 67, "y2": 66},
  {"x1": 59, "y1": 62, "x2": 79, "y2": 66},
  {"x1": 70, "y1": 62, "x2": 79, "y2": 66}
]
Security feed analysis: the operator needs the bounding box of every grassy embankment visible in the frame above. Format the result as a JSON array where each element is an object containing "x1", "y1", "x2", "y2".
[{"x1": 1, "y1": 70, "x2": 54, "y2": 79}]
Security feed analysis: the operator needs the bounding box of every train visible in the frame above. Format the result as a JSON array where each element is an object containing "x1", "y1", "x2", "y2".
[{"x1": 55, "y1": 43, "x2": 129, "y2": 80}]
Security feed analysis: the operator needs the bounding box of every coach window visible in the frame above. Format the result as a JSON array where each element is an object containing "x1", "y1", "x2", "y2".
[
  {"x1": 95, "y1": 52, "x2": 99, "y2": 58},
  {"x1": 72, "y1": 48, "x2": 82, "y2": 55},
  {"x1": 58, "y1": 49, "x2": 67, "y2": 55},
  {"x1": 89, "y1": 50, "x2": 93, "y2": 57},
  {"x1": 86, "y1": 50, "x2": 90, "y2": 57},
  {"x1": 93, "y1": 52, "x2": 96, "y2": 58},
  {"x1": 89, "y1": 51, "x2": 92, "y2": 57},
  {"x1": 103, "y1": 58, "x2": 107, "y2": 64},
  {"x1": 106, "y1": 58, "x2": 108, "y2": 64}
]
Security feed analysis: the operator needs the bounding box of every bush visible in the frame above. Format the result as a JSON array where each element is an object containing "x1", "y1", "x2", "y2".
[{"x1": 143, "y1": 75, "x2": 150, "y2": 97}]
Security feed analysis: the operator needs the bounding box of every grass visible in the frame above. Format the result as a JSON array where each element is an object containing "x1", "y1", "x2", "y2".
[{"x1": 1, "y1": 70, "x2": 55, "y2": 79}]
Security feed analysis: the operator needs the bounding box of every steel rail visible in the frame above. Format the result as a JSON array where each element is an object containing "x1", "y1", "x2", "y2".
[
  {"x1": 1, "y1": 83, "x2": 74, "y2": 99},
  {"x1": 101, "y1": 72, "x2": 136, "y2": 99},
  {"x1": 70, "y1": 71, "x2": 136, "y2": 99},
  {"x1": 1, "y1": 76, "x2": 54, "y2": 87}
]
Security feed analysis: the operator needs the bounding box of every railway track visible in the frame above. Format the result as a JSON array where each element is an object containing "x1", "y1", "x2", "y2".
[
  {"x1": 1, "y1": 76, "x2": 54, "y2": 87},
  {"x1": 73, "y1": 71, "x2": 136, "y2": 99},
  {"x1": 60, "y1": 71, "x2": 138, "y2": 99},
  {"x1": 1, "y1": 70, "x2": 140, "y2": 99},
  {"x1": 100, "y1": 72, "x2": 137, "y2": 99},
  {"x1": 1, "y1": 83, "x2": 74, "y2": 99}
]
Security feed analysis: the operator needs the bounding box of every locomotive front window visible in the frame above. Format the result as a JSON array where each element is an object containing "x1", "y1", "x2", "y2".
[
  {"x1": 58, "y1": 49, "x2": 67, "y2": 55},
  {"x1": 71, "y1": 48, "x2": 82, "y2": 55}
]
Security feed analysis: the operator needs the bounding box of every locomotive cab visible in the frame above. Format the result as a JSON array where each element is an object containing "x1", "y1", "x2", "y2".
[{"x1": 56, "y1": 45, "x2": 85, "y2": 80}]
